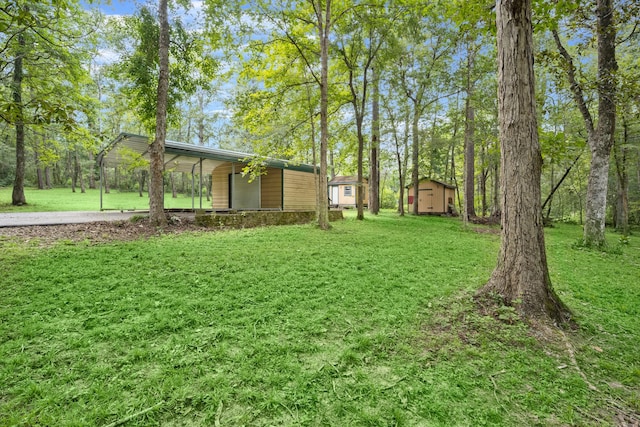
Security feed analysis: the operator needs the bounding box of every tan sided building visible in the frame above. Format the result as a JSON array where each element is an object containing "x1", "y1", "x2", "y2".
[
  {"x1": 406, "y1": 178, "x2": 456, "y2": 214},
  {"x1": 328, "y1": 176, "x2": 369, "y2": 208},
  {"x1": 99, "y1": 133, "x2": 318, "y2": 211}
]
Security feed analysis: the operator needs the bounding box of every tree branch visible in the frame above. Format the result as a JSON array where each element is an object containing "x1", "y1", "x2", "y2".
[{"x1": 551, "y1": 28, "x2": 595, "y2": 136}]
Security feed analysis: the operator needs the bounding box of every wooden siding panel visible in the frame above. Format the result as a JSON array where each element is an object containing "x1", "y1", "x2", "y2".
[
  {"x1": 212, "y1": 163, "x2": 233, "y2": 209},
  {"x1": 283, "y1": 170, "x2": 317, "y2": 210},
  {"x1": 261, "y1": 167, "x2": 282, "y2": 209}
]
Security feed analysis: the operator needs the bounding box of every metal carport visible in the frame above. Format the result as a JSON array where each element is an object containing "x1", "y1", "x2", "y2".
[{"x1": 97, "y1": 133, "x2": 317, "y2": 211}]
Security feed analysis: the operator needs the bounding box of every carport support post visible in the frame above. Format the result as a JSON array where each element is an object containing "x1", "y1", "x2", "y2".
[
  {"x1": 191, "y1": 163, "x2": 196, "y2": 210},
  {"x1": 199, "y1": 158, "x2": 203, "y2": 209},
  {"x1": 231, "y1": 163, "x2": 236, "y2": 209},
  {"x1": 99, "y1": 156, "x2": 104, "y2": 211}
]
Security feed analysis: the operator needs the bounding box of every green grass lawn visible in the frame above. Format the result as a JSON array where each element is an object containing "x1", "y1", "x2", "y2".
[
  {"x1": 0, "y1": 187, "x2": 207, "y2": 212},
  {"x1": 1, "y1": 213, "x2": 638, "y2": 425}
]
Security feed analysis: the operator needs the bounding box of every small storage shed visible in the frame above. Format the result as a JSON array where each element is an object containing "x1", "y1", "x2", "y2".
[
  {"x1": 407, "y1": 178, "x2": 456, "y2": 214},
  {"x1": 99, "y1": 133, "x2": 318, "y2": 211},
  {"x1": 328, "y1": 176, "x2": 368, "y2": 208}
]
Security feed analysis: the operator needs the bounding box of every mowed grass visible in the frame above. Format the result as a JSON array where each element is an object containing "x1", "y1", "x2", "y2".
[
  {"x1": 1, "y1": 212, "x2": 639, "y2": 426},
  {"x1": 0, "y1": 187, "x2": 204, "y2": 212}
]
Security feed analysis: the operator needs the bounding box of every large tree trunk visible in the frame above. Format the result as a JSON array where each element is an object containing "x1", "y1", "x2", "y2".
[
  {"x1": 149, "y1": 0, "x2": 170, "y2": 226},
  {"x1": 11, "y1": 34, "x2": 26, "y2": 206},
  {"x1": 479, "y1": 0, "x2": 569, "y2": 322},
  {"x1": 583, "y1": 0, "x2": 617, "y2": 247},
  {"x1": 316, "y1": 0, "x2": 331, "y2": 230},
  {"x1": 369, "y1": 66, "x2": 380, "y2": 215}
]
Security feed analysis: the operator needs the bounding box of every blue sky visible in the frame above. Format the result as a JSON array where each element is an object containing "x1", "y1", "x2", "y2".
[{"x1": 81, "y1": 0, "x2": 137, "y2": 16}]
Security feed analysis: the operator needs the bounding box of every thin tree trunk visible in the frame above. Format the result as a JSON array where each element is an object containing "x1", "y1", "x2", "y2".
[
  {"x1": 198, "y1": 93, "x2": 205, "y2": 146},
  {"x1": 76, "y1": 153, "x2": 85, "y2": 194},
  {"x1": 613, "y1": 118, "x2": 629, "y2": 235},
  {"x1": 450, "y1": 97, "x2": 462, "y2": 211},
  {"x1": 103, "y1": 165, "x2": 110, "y2": 194},
  {"x1": 369, "y1": 66, "x2": 380, "y2": 215},
  {"x1": 70, "y1": 153, "x2": 77, "y2": 193},
  {"x1": 306, "y1": 82, "x2": 320, "y2": 215},
  {"x1": 463, "y1": 43, "x2": 476, "y2": 222},
  {"x1": 541, "y1": 153, "x2": 582, "y2": 212},
  {"x1": 45, "y1": 166, "x2": 52, "y2": 189},
  {"x1": 480, "y1": 169, "x2": 488, "y2": 217},
  {"x1": 545, "y1": 163, "x2": 555, "y2": 221},
  {"x1": 88, "y1": 151, "x2": 96, "y2": 189},
  {"x1": 411, "y1": 102, "x2": 420, "y2": 215},
  {"x1": 355, "y1": 110, "x2": 365, "y2": 220},
  {"x1": 492, "y1": 160, "x2": 499, "y2": 216},
  {"x1": 479, "y1": 0, "x2": 569, "y2": 322},
  {"x1": 171, "y1": 173, "x2": 177, "y2": 198},
  {"x1": 149, "y1": 0, "x2": 170, "y2": 226},
  {"x1": 11, "y1": 33, "x2": 26, "y2": 205},
  {"x1": 35, "y1": 150, "x2": 45, "y2": 190},
  {"x1": 139, "y1": 170, "x2": 146, "y2": 197},
  {"x1": 316, "y1": 0, "x2": 331, "y2": 230}
]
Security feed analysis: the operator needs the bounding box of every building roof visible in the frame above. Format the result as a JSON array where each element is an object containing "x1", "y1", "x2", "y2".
[
  {"x1": 328, "y1": 175, "x2": 367, "y2": 185},
  {"x1": 406, "y1": 178, "x2": 456, "y2": 189},
  {"x1": 97, "y1": 132, "x2": 317, "y2": 174}
]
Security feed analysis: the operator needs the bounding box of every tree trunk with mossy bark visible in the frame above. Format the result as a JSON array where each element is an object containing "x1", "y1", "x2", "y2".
[
  {"x1": 12, "y1": 34, "x2": 26, "y2": 206},
  {"x1": 479, "y1": 0, "x2": 570, "y2": 323}
]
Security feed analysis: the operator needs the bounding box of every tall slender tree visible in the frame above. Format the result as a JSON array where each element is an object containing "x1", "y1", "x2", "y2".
[
  {"x1": 316, "y1": 0, "x2": 332, "y2": 230},
  {"x1": 463, "y1": 41, "x2": 477, "y2": 223},
  {"x1": 10, "y1": 33, "x2": 25, "y2": 205},
  {"x1": 551, "y1": 0, "x2": 617, "y2": 248},
  {"x1": 479, "y1": 0, "x2": 570, "y2": 322},
  {"x1": 369, "y1": 65, "x2": 380, "y2": 214},
  {"x1": 148, "y1": 0, "x2": 170, "y2": 226}
]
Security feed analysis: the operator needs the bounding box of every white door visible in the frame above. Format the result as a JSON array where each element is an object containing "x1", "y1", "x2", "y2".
[{"x1": 330, "y1": 186, "x2": 339, "y2": 205}]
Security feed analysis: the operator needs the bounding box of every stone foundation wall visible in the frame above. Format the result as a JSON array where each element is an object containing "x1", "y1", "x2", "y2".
[{"x1": 195, "y1": 210, "x2": 343, "y2": 229}]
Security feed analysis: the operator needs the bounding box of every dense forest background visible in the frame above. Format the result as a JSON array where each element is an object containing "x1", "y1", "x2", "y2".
[{"x1": 1, "y1": 0, "x2": 638, "y2": 231}]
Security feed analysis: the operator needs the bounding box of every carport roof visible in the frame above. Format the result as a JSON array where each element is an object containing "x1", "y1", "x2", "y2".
[{"x1": 98, "y1": 133, "x2": 317, "y2": 174}]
